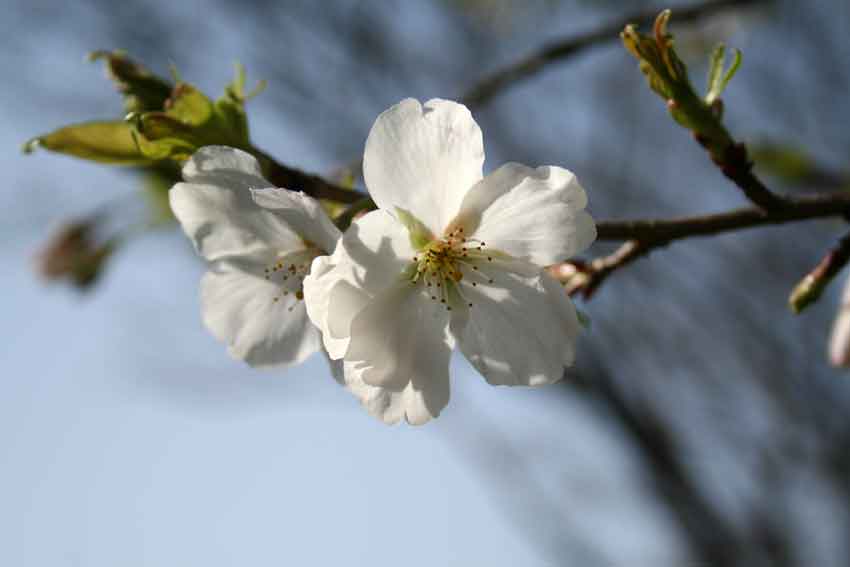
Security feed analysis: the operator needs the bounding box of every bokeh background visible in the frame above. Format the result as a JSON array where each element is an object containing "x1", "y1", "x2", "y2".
[{"x1": 2, "y1": 0, "x2": 849, "y2": 565}]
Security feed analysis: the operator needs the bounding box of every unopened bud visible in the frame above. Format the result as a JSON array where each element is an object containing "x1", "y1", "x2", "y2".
[
  {"x1": 546, "y1": 262, "x2": 580, "y2": 282},
  {"x1": 37, "y1": 219, "x2": 114, "y2": 289},
  {"x1": 790, "y1": 233, "x2": 850, "y2": 314},
  {"x1": 547, "y1": 261, "x2": 591, "y2": 296}
]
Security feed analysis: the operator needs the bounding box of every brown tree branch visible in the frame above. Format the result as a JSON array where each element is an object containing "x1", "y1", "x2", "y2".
[
  {"x1": 579, "y1": 240, "x2": 649, "y2": 298},
  {"x1": 569, "y1": 192, "x2": 850, "y2": 297},
  {"x1": 596, "y1": 193, "x2": 850, "y2": 242},
  {"x1": 250, "y1": 145, "x2": 365, "y2": 204},
  {"x1": 705, "y1": 139, "x2": 789, "y2": 211},
  {"x1": 460, "y1": 0, "x2": 767, "y2": 109}
]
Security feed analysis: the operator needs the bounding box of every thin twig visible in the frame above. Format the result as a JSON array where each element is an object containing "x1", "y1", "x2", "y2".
[
  {"x1": 571, "y1": 192, "x2": 850, "y2": 297},
  {"x1": 461, "y1": 0, "x2": 766, "y2": 109},
  {"x1": 581, "y1": 240, "x2": 649, "y2": 298},
  {"x1": 596, "y1": 193, "x2": 850, "y2": 241},
  {"x1": 699, "y1": 136, "x2": 789, "y2": 211},
  {"x1": 334, "y1": 196, "x2": 375, "y2": 231}
]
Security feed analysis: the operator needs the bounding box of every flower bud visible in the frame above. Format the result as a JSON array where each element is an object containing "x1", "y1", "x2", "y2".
[
  {"x1": 547, "y1": 261, "x2": 591, "y2": 296},
  {"x1": 789, "y1": 234, "x2": 850, "y2": 314},
  {"x1": 36, "y1": 220, "x2": 114, "y2": 290}
]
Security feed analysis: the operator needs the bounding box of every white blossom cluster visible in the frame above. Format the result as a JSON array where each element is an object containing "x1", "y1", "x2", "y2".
[{"x1": 170, "y1": 98, "x2": 596, "y2": 424}]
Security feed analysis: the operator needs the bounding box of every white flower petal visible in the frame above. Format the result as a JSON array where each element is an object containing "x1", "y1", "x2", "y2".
[
  {"x1": 251, "y1": 188, "x2": 341, "y2": 254},
  {"x1": 304, "y1": 211, "x2": 451, "y2": 424},
  {"x1": 457, "y1": 265, "x2": 579, "y2": 386},
  {"x1": 201, "y1": 259, "x2": 321, "y2": 368},
  {"x1": 303, "y1": 255, "x2": 344, "y2": 357},
  {"x1": 346, "y1": 281, "x2": 453, "y2": 398},
  {"x1": 454, "y1": 163, "x2": 596, "y2": 265},
  {"x1": 182, "y1": 145, "x2": 267, "y2": 187},
  {"x1": 829, "y1": 275, "x2": 850, "y2": 367},
  {"x1": 302, "y1": 209, "x2": 414, "y2": 358},
  {"x1": 323, "y1": 280, "x2": 371, "y2": 359},
  {"x1": 337, "y1": 209, "x2": 415, "y2": 290},
  {"x1": 363, "y1": 98, "x2": 484, "y2": 236},
  {"x1": 320, "y1": 346, "x2": 346, "y2": 386},
  {"x1": 344, "y1": 361, "x2": 450, "y2": 426},
  {"x1": 170, "y1": 149, "x2": 302, "y2": 262}
]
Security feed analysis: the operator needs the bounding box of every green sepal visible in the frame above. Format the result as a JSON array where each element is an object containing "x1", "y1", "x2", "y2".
[{"x1": 395, "y1": 207, "x2": 434, "y2": 250}]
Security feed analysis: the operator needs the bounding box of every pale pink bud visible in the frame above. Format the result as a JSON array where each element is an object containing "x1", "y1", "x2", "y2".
[{"x1": 829, "y1": 275, "x2": 850, "y2": 367}]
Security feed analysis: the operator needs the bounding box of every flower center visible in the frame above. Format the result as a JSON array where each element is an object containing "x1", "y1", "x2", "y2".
[
  {"x1": 409, "y1": 227, "x2": 496, "y2": 310},
  {"x1": 263, "y1": 247, "x2": 321, "y2": 310}
]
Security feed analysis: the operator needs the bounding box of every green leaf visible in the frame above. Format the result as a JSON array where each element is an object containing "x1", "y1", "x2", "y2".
[
  {"x1": 705, "y1": 44, "x2": 741, "y2": 105},
  {"x1": 706, "y1": 44, "x2": 726, "y2": 101},
  {"x1": 721, "y1": 49, "x2": 742, "y2": 91},
  {"x1": 127, "y1": 66, "x2": 264, "y2": 164},
  {"x1": 23, "y1": 121, "x2": 151, "y2": 165}
]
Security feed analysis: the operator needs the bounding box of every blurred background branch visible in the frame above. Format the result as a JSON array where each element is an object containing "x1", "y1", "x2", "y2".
[{"x1": 462, "y1": 0, "x2": 766, "y2": 108}]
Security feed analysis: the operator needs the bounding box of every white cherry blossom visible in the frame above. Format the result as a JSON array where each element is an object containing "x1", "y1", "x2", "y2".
[
  {"x1": 170, "y1": 145, "x2": 340, "y2": 368},
  {"x1": 303, "y1": 98, "x2": 596, "y2": 424}
]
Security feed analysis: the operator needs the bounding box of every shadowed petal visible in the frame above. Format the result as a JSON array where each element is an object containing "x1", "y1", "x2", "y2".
[
  {"x1": 302, "y1": 210, "x2": 414, "y2": 359},
  {"x1": 201, "y1": 258, "x2": 321, "y2": 368},
  {"x1": 457, "y1": 265, "x2": 579, "y2": 386},
  {"x1": 170, "y1": 147, "x2": 302, "y2": 261},
  {"x1": 251, "y1": 187, "x2": 341, "y2": 254},
  {"x1": 345, "y1": 281, "x2": 453, "y2": 418}
]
